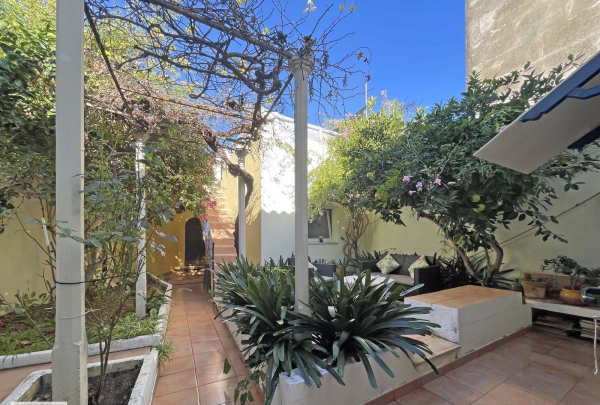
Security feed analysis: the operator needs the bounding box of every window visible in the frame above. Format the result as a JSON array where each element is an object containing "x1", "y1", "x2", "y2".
[{"x1": 308, "y1": 209, "x2": 333, "y2": 242}]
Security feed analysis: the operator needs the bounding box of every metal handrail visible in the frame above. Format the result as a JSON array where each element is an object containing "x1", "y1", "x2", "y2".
[{"x1": 202, "y1": 218, "x2": 215, "y2": 290}]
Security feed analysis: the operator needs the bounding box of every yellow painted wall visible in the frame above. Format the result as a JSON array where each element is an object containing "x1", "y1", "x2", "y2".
[
  {"x1": 219, "y1": 147, "x2": 262, "y2": 264},
  {"x1": 146, "y1": 210, "x2": 198, "y2": 276},
  {"x1": 0, "y1": 199, "x2": 52, "y2": 303}
]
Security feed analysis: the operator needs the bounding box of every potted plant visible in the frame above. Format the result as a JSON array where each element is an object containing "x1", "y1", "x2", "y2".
[
  {"x1": 541, "y1": 256, "x2": 600, "y2": 306},
  {"x1": 521, "y1": 273, "x2": 547, "y2": 299},
  {"x1": 356, "y1": 250, "x2": 386, "y2": 272}
]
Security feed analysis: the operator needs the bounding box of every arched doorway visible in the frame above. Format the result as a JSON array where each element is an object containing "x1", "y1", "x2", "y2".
[{"x1": 185, "y1": 217, "x2": 206, "y2": 266}]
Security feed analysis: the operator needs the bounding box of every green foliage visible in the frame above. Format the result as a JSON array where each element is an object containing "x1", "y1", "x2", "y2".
[
  {"x1": 308, "y1": 100, "x2": 408, "y2": 262},
  {"x1": 211, "y1": 257, "x2": 342, "y2": 405},
  {"x1": 541, "y1": 256, "x2": 600, "y2": 290},
  {"x1": 356, "y1": 250, "x2": 387, "y2": 261},
  {"x1": 146, "y1": 287, "x2": 172, "y2": 316},
  {"x1": 348, "y1": 58, "x2": 600, "y2": 284},
  {"x1": 211, "y1": 257, "x2": 438, "y2": 404},
  {"x1": 0, "y1": 0, "x2": 56, "y2": 231},
  {"x1": 290, "y1": 270, "x2": 438, "y2": 388}
]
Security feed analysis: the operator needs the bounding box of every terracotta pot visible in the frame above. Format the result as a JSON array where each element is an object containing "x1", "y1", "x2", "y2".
[
  {"x1": 522, "y1": 281, "x2": 547, "y2": 299},
  {"x1": 559, "y1": 288, "x2": 585, "y2": 306}
]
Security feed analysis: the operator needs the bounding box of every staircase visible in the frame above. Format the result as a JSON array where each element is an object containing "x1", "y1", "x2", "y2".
[{"x1": 206, "y1": 189, "x2": 237, "y2": 265}]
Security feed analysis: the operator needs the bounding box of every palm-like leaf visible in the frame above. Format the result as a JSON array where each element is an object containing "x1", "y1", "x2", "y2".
[
  {"x1": 289, "y1": 268, "x2": 440, "y2": 388},
  {"x1": 210, "y1": 258, "x2": 344, "y2": 405}
]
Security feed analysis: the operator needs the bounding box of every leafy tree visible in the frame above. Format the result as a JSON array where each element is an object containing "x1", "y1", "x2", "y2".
[
  {"x1": 309, "y1": 99, "x2": 407, "y2": 264},
  {"x1": 349, "y1": 59, "x2": 600, "y2": 286}
]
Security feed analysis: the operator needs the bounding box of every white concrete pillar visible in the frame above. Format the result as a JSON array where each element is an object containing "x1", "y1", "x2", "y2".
[
  {"x1": 289, "y1": 55, "x2": 314, "y2": 317},
  {"x1": 236, "y1": 149, "x2": 248, "y2": 258},
  {"x1": 52, "y1": 0, "x2": 88, "y2": 403},
  {"x1": 135, "y1": 138, "x2": 147, "y2": 317}
]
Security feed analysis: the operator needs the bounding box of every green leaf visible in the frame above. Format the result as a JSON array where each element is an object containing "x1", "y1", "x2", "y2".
[{"x1": 223, "y1": 358, "x2": 232, "y2": 375}]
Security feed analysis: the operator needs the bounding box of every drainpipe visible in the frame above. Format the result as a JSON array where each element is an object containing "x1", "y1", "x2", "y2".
[
  {"x1": 135, "y1": 134, "x2": 148, "y2": 317},
  {"x1": 289, "y1": 55, "x2": 314, "y2": 317},
  {"x1": 236, "y1": 149, "x2": 248, "y2": 258},
  {"x1": 52, "y1": 0, "x2": 88, "y2": 402}
]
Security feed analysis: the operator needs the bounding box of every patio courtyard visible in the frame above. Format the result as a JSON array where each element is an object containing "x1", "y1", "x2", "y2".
[{"x1": 150, "y1": 278, "x2": 598, "y2": 405}]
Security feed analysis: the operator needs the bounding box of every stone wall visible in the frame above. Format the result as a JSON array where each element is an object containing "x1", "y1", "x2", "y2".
[{"x1": 466, "y1": 0, "x2": 600, "y2": 79}]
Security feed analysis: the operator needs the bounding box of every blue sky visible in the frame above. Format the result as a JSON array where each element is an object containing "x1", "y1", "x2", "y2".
[{"x1": 305, "y1": 1, "x2": 466, "y2": 123}]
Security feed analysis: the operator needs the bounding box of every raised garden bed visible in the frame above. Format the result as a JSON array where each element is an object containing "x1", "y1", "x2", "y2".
[
  {"x1": 1, "y1": 351, "x2": 159, "y2": 405},
  {"x1": 0, "y1": 276, "x2": 172, "y2": 370}
]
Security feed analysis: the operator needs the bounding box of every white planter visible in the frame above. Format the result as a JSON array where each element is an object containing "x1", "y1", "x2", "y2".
[
  {"x1": 0, "y1": 276, "x2": 172, "y2": 370},
  {"x1": 1, "y1": 350, "x2": 159, "y2": 405},
  {"x1": 217, "y1": 305, "x2": 445, "y2": 405}
]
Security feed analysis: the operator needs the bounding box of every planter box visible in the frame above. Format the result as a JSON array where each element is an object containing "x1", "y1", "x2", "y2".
[
  {"x1": 216, "y1": 304, "x2": 460, "y2": 405},
  {"x1": 1, "y1": 350, "x2": 159, "y2": 405},
  {"x1": 0, "y1": 276, "x2": 172, "y2": 370},
  {"x1": 522, "y1": 281, "x2": 547, "y2": 299},
  {"x1": 406, "y1": 285, "x2": 531, "y2": 356}
]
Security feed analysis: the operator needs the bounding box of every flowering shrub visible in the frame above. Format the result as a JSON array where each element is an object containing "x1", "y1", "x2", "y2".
[{"x1": 351, "y1": 58, "x2": 600, "y2": 285}]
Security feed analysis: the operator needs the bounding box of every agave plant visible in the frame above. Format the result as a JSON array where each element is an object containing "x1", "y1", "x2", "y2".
[
  {"x1": 210, "y1": 257, "x2": 344, "y2": 405},
  {"x1": 288, "y1": 269, "x2": 439, "y2": 389},
  {"x1": 356, "y1": 250, "x2": 387, "y2": 261}
]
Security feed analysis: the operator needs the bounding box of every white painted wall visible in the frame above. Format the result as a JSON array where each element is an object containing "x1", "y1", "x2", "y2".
[{"x1": 259, "y1": 113, "x2": 350, "y2": 263}]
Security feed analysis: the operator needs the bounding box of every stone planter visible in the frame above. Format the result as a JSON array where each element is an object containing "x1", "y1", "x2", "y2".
[
  {"x1": 522, "y1": 280, "x2": 547, "y2": 299},
  {"x1": 1, "y1": 350, "x2": 159, "y2": 405},
  {"x1": 0, "y1": 275, "x2": 172, "y2": 370}
]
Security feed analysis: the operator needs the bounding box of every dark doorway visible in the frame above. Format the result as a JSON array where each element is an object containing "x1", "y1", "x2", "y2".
[{"x1": 185, "y1": 217, "x2": 206, "y2": 266}]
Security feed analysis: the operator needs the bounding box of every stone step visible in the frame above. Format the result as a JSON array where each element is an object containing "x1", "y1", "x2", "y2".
[
  {"x1": 411, "y1": 336, "x2": 461, "y2": 376},
  {"x1": 212, "y1": 230, "x2": 234, "y2": 238},
  {"x1": 214, "y1": 245, "x2": 237, "y2": 255},
  {"x1": 214, "y1": 254, "x2": 237, "y2": 264},
  {"x1": 213, "y1": 238, "x2": 235, "y2": 246},
  {"x1": 210, "y1": 221, "x2": 235, "y2": 230},
  {"x1": 208, "y1": 214, "x2": 233, "y2": 222}
]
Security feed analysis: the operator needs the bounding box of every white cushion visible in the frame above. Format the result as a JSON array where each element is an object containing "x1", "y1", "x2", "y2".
[
  {"x1": 376, "y1": 255, "x2": 401, "y2": 275},
  {"x1": 372, "y1": 272, "x2": 414, "y2": 286},
  {"x1": 407, "y1": 255, "x2": 429, "y2": 278}
]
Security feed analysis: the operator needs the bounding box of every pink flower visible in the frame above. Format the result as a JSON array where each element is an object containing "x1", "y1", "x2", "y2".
[
  {"x1": 408, "y1": 190, "x2": 416, "y2": 195},
  {"x1": 355, "y1": 193, "x2": 361, "y2": 198},
  {"x1": 500, "y1": 125, "x2": 508, "y2": 132},
  {"x1": 416, "y1": 182, "x2": 423, "y2": 190},
  {"x1": 195, "y1": 175, "x2": 199, "y2": 181},
  {"x1": 434, "y1": 178, "x2": 442, "y2": 185},
  {"x1": 341, "y1": 226, "x2": 346, "y2": 230},
  {"x1": 342, "y1": 127, "x2": 349, "y2": 138},
  {"x1": 402, "y1": 176, "x2": 411, "y2": 182}
]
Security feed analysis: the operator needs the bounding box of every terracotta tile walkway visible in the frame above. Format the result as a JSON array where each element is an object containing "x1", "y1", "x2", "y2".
[
  {"x1": 153, "y1": 278, "x2": 262, "y2": 405},
  {"x1": 388, "y1": 328, "x2": 600, "y2": 405}
]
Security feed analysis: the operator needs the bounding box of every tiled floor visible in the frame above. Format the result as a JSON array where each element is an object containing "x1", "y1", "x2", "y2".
[
  {"x1": 389, "y1": 328, "x2": 600, "y2": 405},
  {"x1": 153, "y1": 278, "x2": 262, "y2": 405}
]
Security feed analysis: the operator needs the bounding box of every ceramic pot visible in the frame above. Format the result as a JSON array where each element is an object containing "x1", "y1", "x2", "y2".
[{"x1": 559, "y1": 288, "x2": 585, "y2": 306}]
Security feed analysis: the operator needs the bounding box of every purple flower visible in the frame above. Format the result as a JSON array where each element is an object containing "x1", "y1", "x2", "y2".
[
  {"x1": 500, "y1": 125, "x2": 508, "y2": 132},
  {"x1": 416, "y1": 181, "x2": 423, "y2": 190},
  {"x1": 402, "y1": 175, "x2": 411, "y2": 182},
  {"x1": 434, "y1": 178, "x2": 442, "y2": 185},
  {"x1": 408, "y1": 190, "x2": 415, "y2": 195}
]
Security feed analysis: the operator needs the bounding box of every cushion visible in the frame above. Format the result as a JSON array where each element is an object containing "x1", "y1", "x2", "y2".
[
  {"x1": 407, "y1": 255, "x2": 430, "y2": 278},
  {"x1": 376, "y1": 255, "x2": 400, "y2": 275},
  {"x1": 372, "y1": 272, "x2": 415, "y2": 286},
  {"x1": 392, "y1": 254, "x2": 420, "y2": 276}
]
